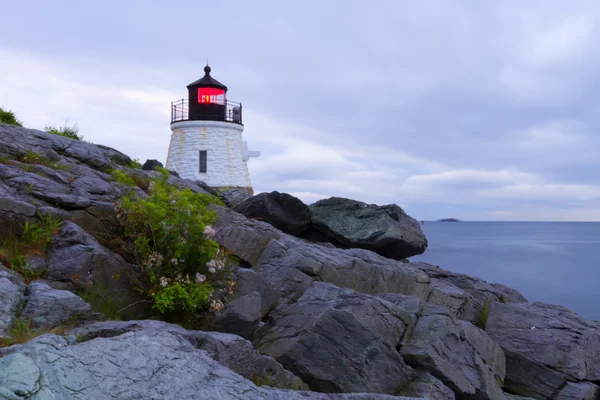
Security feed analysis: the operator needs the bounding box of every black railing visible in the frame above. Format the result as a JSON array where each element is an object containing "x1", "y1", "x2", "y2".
[{"x1": 170, "y1": 99, "x2": 243, "y2": 124}]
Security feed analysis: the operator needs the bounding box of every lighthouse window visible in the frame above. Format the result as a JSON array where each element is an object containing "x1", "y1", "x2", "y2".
[{"x1": 199, "y1": 151, "x2": 207, "y2": 173}]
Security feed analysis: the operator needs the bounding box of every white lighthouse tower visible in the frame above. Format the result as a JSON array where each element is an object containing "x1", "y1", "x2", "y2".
[{"x1": 166, "y1": 65, "x2": 260, "y2": 193}]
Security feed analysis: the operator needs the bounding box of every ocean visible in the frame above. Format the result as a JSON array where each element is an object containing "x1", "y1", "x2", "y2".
[{"x1": 410, "y1": 221, "x2": 600, "y2": 321}]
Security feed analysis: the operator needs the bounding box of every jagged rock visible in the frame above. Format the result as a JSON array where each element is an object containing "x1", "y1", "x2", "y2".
[
  {"x1": 67, "y1": 320, "x2": 308, "y2": 391},
  {"x1": 20, "y1": 282, "x2": 96, "y2": 329},
  {"x1": 555, "y1": 381, "x2": 600, "y2": 400},
  {"x1": 212, "y1": 205, "x2": 281, "y2": 265},
  {"x1": 309, "y1": 197, "x2": 427, "y2": 259},
  {"x1": 254, "y1": 282, "x2": 415, "y2": 394},
  {"x1": 413, "y1": 262, "x2": 527, "y2": 324},
  {"x1": 220, "y1": 187, "x2": 253, "y2": 208},
  {"x1": 213, "y1": 268, "x2": 279, "y2": 339},
  {"x1": 254, "y1": 240, "x2": 316, "y2": 303},
  {"x1": 398, "y1": 372, "x2": 456, "y2": 400},
  {"x1": 233, "y1": 191, "x2": 311, "y2": 236},
  {"x1": 0, "y1": 266, "x2": 25, "y2": 338},
  {"x1": 141, "y1": 159, "x2": 163, "y2": 171},
  {"x1": 44, "y1": 221, "x2": 149, "y2": 318},
  {"x1": 46, "y1": 221, "x2": 128, "y2": 285},
  {"x1": 399, "y1": 312, "x2": 506, "y2": 399},
  {"x1": 485, "y1": 301, "x2": 600, "y2": 398},
  {"x1": 0, "y1": 324, "x2": 422, "y2": 399}
]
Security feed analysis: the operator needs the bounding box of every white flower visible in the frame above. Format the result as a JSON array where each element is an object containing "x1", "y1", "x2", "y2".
[
  {"x1": 210, "y1": 299, "x2": 224, "y2": 312},
  {"x1": 195, "y1": 273, "x2": 206, "y2": 284},
  {"x1": 203, "y1": 225, "x2": 216, "y2": 238},
  {"x1": 208, "y1": 267, "x2": 216, "y2": 274},
  {"x1": 159, "y1": 276, "x2": 169, "y2": 287},
  {"x1": 170, "y1": 258, "x2": 178, "y2": 265}
]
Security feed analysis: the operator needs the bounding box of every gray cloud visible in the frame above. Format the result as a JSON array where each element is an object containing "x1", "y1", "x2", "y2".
[{"x1": 1, "y1": 1, "x2": 599, "y2": 220}]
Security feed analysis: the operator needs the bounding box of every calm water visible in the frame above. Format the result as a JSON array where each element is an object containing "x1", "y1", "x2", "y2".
[{"x1": 411, "y1": 222, "x2": 600, "y2": 321}]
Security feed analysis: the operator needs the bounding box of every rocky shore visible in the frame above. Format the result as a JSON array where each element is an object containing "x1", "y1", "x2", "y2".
[{"x1": 0, "y1": 122, "x2": 597, "y2": 400}]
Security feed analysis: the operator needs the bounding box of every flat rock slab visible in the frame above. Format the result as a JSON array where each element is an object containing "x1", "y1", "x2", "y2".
[
  {"x1": 0, "y1": 327, "x2": 422, "y2": 400},
  {"x1": 309, "y1": 197, "x2": 427, "y2": 259}
]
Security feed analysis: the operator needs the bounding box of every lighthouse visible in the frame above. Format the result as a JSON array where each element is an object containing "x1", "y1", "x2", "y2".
[{"x1": 166, "y1": 65, "x2": 260, "y2": 193}]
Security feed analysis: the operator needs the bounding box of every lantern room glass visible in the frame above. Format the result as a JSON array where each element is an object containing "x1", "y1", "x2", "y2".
[{"x1": 198, "y1": 87, "x2": 226, "y2": 104}]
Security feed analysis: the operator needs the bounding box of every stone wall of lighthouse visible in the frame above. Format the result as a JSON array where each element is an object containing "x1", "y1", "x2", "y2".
[{"x1": 165, "y1": 120, "x2": 256, "y2": 192}]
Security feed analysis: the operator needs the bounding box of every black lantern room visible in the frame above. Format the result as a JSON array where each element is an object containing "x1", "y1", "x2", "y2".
[{"x1": 171, "y1": 65, "x2": 242, "y2": 124}]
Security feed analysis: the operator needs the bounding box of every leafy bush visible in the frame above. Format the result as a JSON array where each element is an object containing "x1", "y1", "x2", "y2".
[
  {"x1": 114, "y1": 170, "x2": 233, "y2": 316},
  {"x1": 0, "y1": 107, "x2": 23, "y2": 127},
  {"x1": 45, "y1": 122, "x2": 83, "y2": 141}
]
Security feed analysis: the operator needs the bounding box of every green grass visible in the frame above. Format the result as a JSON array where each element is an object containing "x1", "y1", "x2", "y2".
[
  {"x1": 78, "y1": 283, "x2": 130, "y2": 321},
  {"x1": 0, "y1": 213, "x2": 62, "y2": 283},
  {"x1": 0, "y1": 107, "x2": 23, "y2": 127},
  {"x1": 0, "y1": 317, "x2": 74, "y2": 348},
  {"x1": 477, "y1": 299, "x2": 493, "y2": 329},
  {"x1": 45, "y1": 123, "x2": 83, "y2": 141}
]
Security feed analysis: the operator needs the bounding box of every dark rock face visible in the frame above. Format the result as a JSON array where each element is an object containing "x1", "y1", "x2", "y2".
[
  {"x1": 486, "y1": 301, "x2": 600, "y2": 399},
  {"x1": 255, "y1": 282, "x2": 416, "y2": 394},
  {"x1": 20, "y1": 282, "x2": 96, "y2": 329},
  {"x1": 0, "y1": 266, "x2": 26, "y2": 338},
  {"x1": 220, "y1": 187, "x2": 252, "y2": 208},
  {"x1": 141, "y1": 159, "x2": 163, "y2": 171},
  {"x1": 397, "y1": 372, "x2": 456, "y2": 400},
  {"x1": 309, "y1": 197, "x2": 427, "y2": 259},
  {"x1": 233, "y1": 191, "x2": 311, "y2": 236},
  {"x1": 212, "y1": 268, "x2": 279, "y2": 339}
]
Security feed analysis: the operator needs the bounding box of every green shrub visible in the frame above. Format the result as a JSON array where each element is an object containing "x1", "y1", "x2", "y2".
[
  {"x1": 114, "y1": 170, "x2": 232, "y2": 316},
  {"x1": 45, "y1": 122, "x2": 83, "y2": 141},
  {"x1": 128, "y1": 158, "x2": 142, "y2": 169},
  {"x1": 111, "y1": 169, "x2": 136, "y2": 187},
  {"x1": 0, "y1": 107, "x2": 23, "y2": 127}
]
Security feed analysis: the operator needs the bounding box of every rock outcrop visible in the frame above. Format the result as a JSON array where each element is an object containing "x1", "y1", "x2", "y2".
[
  {"x1": 1, "y1": 123, "x2": 598, "y2": 400},
  {"x1": 0, "y1": 328, "x2": 423, "y2": 400},
  {"x1": 309, "y1": 197, "x2": 427, "y2": 259},
  {"x1": 255, "y1": 282, "x2": 416, "y2": 394}
]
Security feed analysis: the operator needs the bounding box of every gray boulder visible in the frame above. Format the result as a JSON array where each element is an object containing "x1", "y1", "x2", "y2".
[
  {"x1": 20, "y1": 282, "x2": 95, "y2": 329},
  {"x1": 309, "y1": 197, "x2": 427, "y2": 259},
  {"x1": 68, "y1": 319, "x2": 307, "y2": 391},
  {"x1": 254, "y1": 282, "x2": 415, "y2": 394},
  {"x1": 233, "y1": 191, "x2": 311, "y2": 236},
  {"x1": 0, "y1": 324, "x2": 421, "y2": 400},
  {"x1": 485, "y1": 301, "x2": 600, "y2": 398},
  {"x1": 220, "y1": 187, "x2": 253, "y2": 208},
  {"x1": 212, "y1": 268, "x2": 279, "y2": 338},
  {"x1": 0, "y1": 266, "x2": 25, "y2": 338}
]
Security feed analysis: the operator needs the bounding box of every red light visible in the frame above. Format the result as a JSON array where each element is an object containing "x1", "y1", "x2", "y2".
[{"x1": 198, "y1": 88, "x2": 225, "y2": 104}]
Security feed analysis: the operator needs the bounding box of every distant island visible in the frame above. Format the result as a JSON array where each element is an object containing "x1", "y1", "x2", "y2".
[{"x1": 438, "y1": 218, "x2": 461, "y2": 222}]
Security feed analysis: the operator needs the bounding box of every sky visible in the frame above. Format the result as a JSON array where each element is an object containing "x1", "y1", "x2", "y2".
[{"x1": 1, "y1": 1, "x2": 600, "y2": 221}]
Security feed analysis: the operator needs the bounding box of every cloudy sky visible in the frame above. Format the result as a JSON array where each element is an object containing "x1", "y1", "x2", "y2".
[{"x1": 1, "y1": 1, "x2": 600, "y2": 221}]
